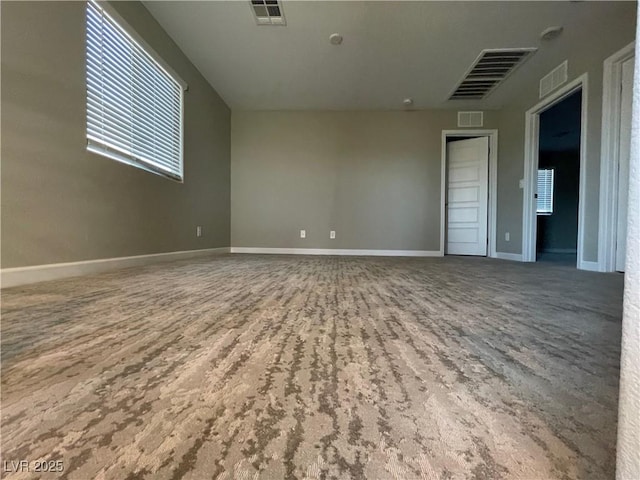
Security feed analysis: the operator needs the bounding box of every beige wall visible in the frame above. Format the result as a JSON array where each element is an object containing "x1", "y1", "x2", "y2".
[
  {"x1": 495, "y1": 1, "x2": 636, "y2": 259},
  {"x1": 231, "y1": 111, "x2": 497, "y2": 251},
  {"x1": 232, "y1": 4, "x2": 636, "y2": 259},
  {"x1": 1, "y1": 1, "x2": 231, "y2": 269},
  {"x1": 495, "y1": 109, "x2": 526, "y2": 255},
  {"x1": 2, "y1": 2, "x2": 634, "y2": 265}
]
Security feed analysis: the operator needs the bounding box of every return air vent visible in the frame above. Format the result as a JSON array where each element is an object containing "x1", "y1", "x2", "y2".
[
  {"x1": 458, "y1": 111, "x2": 484, "y2": 127},
  {"x1": 449, "y1": 48, "x2": 537, "y2": 100},
  {"x1": 250, "y1": 0, "x2": 286, "y2": 25},
  {"x1": 540, "y1": 60, "x2": 568, "y2": 98}
]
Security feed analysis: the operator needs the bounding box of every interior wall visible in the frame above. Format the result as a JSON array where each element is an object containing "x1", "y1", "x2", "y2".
[
  {"x1": 231, "y1": 111, "x2": 497, "y2": 251},
  {"x1": 616, "y1": 8, "x2": 640, "y2": 476},
  {"x1": 494, "y1": 110, "x2": 525, "y2": 254},
  {"x1": 494, "y1": 1, "x2": 636, "y2": 259},
  {"x1": 0, "y1": 1, "x2": 231, "y2": 269}
]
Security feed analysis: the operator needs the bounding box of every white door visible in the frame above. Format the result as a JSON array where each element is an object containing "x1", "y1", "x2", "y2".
[
  {"x1": 446, "y1": 137, "x2": 489, "y2": 256},
  {"x1": 616, "y1": 56, "x2": 634, "y2": 272}
]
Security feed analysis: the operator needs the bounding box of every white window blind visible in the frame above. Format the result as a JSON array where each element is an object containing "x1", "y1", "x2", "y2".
[
  {"x1": 537, "y1": 168, "x2": 554, "y2": 215},
  {"x1": 86, "y1": 0, "x2": 184, "y2": 181}
]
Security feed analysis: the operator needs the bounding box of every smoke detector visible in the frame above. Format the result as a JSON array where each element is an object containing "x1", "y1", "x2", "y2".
[
  {"x1": 329, "y1": 33, "x2": 343, "y2": 45},
  {"x1": 540, "y1": 26, "x2": 563, "y2": 41}
]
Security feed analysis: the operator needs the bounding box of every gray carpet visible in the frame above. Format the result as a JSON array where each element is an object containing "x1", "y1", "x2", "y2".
[{"x1": 1, "y1": 255, "x2": 623, "y2": 479}]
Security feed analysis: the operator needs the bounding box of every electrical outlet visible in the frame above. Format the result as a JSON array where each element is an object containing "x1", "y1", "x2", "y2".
[
  {"x1": 300, "y1": 230, "x2": 306, "y2": 239},
  {"x1": 505, "y1": 232, "x2": 510, "y2": 241},
  {"x1": 196, "y1": 226, "x2": 202, "y2": 237},
  {"x1": 519, "y1": 179, "x2": 524, "y2": 189},
  {"x1": 330, "y1": 231, "x2": 336, "y2": 239}
]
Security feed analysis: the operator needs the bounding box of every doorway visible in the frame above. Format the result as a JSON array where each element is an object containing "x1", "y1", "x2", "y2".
[
  {"x1": 535, "y1": 90, "x2": 582, "y2": 265},
  {"x1": 522, "y1": 75, "x2": 588, "y2": 268},
  {"x1": 441, "y1": 130, "x2": 498, "y2": 257},
  {"x1": 615, "y1": 56, "x2": 634, "y2": 271},
  {"x1": 599, "y1": 43, "x2": 635, "y2": 273}
]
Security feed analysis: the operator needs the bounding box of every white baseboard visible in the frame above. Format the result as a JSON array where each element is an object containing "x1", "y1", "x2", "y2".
[
  {"x1": 579, "y1": 260, "x2": 601, "y2": 272},
  {"x1": 230, "y1": 247, "x2": 442, "y2": 257},
  {"x1": 495, "y1": 252, "x2": 524, "y2": 262},
  {"x1": 1, "y1": 247, "x2": 230, "y2": 288}
]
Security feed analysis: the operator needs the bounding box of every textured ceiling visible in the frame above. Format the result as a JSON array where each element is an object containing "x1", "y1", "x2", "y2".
[{"x1": 143, "y1": 1, "x2": 633, "y2": 111}]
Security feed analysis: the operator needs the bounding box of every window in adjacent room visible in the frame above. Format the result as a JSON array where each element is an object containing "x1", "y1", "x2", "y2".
[
  {"x1": 536, "y1": 168, "x2": 554, "y2": 215},
  {"x1": 86, "y1": 0, "x2": 187, "y2": 181}
]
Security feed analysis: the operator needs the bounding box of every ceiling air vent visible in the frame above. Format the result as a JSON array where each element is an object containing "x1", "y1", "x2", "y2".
[
  {"x1": 250, "y1": 0, "x2": 286, "y2": 25},
  {"x1": 540, "y1": 60, "x2": 568, "y2": 98},
  {"x1": 449, "y1": 48, "x2": 537, "y2": 100},
  {"x1": 458, "y1": 111, "x2": 484, "y2": 127}
]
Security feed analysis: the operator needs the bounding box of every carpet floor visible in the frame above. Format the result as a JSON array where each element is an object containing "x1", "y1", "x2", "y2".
[{"x1": 0, "y1": 255, "x2": 624, "y2": 480}]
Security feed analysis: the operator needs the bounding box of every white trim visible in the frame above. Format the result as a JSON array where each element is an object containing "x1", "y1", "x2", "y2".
[
  {"x1": 441, "y1": 130, "x2": 499, "y2": 258},
  {"x1": 1, "y1": 247, "x2": 230, "y2": 288},
  {"x1": 522, "y1": 74, "x2": 590, "y2": 269},
  {"x1": 495, "y1": 252, "x2": 524, "y2": 262},
  {"x1": 580, "y1": 261, "x2": 601, "y2": 272},
  {"x1": 599, "y1": 42, "x2": 635, "y2": 272},
  {"x1": 230, "y1": 247, "x2": 442, "y2": 257}
]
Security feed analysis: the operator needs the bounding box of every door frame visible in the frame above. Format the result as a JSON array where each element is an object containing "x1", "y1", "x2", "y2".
[
  {"x1": 522, "y1": 74, "x2": 588, "y2": 268},
  {"x1": 441, "y1": 130, "x2": 498, "y2": 257},
  {"x1": 598, "y1": 42, "x2": 635, "y2": 272}
]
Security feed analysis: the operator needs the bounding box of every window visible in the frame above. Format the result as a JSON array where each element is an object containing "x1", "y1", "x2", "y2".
[
  {"x1": 537, "y1": 168, "x2": 554, "y2": 215},
  {"x1": 86, "y1": 0, "x2": 185, "y2": 181}
]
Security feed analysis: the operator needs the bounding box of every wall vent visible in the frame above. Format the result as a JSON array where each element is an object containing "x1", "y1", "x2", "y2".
[
  {"x1": 250, "y1": 0, "x2": 286, "y2": 25},
  {"x1": 539, "y1": 60, "x2": 568, "y2": 98},
  {"x1": 449, "y1": 48, "x2": 537, "y2": 100},
  {"x1": 458, "y1": 111, "x2": 484, "y2": 127}
]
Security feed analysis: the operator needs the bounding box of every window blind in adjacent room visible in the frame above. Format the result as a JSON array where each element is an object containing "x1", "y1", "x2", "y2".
[{"x1": 537, "y1": 168, "x2": 554, "y2": 215}]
